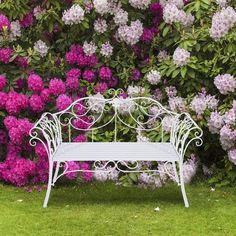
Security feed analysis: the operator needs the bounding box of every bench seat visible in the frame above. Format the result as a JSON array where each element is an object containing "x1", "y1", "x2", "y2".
[{"x1": 53, "y1": 142, "x2": 179, "y2": 162}]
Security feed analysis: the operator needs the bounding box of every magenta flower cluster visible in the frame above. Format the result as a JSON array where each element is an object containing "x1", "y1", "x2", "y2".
[{"x1": 0, "y1": 14, "x2": 10, "y2": 31}]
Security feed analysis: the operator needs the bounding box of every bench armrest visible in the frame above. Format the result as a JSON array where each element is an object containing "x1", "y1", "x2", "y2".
[
  {"x1": 29, "y1": 112, "x2": 62, "y2": 159},
  {"x1": 170, "y1": 113, "x2": 203, "y2": 160}
]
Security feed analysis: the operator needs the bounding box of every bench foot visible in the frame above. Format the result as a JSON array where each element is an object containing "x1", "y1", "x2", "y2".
[
  {"x1": 179, "y1": 167, "x2": 189, "y2": 208},
  {"x1": 43, "y1": 162, "x2": 53, "y2": 208}
]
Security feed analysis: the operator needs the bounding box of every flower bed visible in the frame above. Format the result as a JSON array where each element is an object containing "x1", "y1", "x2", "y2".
[{"x1": 0, "y1": 0, "x2": 235, "y2": 187}]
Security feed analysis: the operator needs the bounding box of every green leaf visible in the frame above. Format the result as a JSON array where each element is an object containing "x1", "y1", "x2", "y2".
[
  {"x1": 181, "y1": 67, "x2": 187, "y2": 78},
  {"x1": 172, "y1": 69, "x2": 180, "y2": 78},
  {"x1": 188, "y1": 69, "x2": 195, "y2": 78},
  {"x1": 162, "y1": 25, "x2": 170, "y2": 37},
  {"x1": 129, "y1": 173, "x2": 138, "y2": 182}
]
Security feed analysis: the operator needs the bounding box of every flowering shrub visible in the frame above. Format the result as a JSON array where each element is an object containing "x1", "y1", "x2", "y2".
[{"x1": 0, "y1": 0, "x2": 236, "y2": 187}]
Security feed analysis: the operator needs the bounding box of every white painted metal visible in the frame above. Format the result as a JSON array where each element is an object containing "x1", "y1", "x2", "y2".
[
  {"x1": 53, "y1": 143, "x2": 179, "y2": 161},
  {"x1": 29, "y1": 88, "x2": 203, "y2": 208}
]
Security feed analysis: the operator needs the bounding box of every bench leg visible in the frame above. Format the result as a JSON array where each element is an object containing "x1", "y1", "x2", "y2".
[
  {"x1": 52, "y1": 161, "x2": 60, "y2": 186},
  {"x1": 172, "y1": 162, "x2": 180, "y2": 184},
  {"x1": 179, "y1": 165, "x2": 189, "y2": 208},
  {"x1": 43, "y1": 162, "x2": 53, "y2": 208}
]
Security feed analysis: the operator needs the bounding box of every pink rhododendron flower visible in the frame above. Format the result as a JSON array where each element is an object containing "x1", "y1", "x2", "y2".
[
  {"x1": 40, "y1": 89, "x2": 51, "y2": 103},
  {"x1": 83, "y1": 69, "x2": 96, "y2": 82},
  {"x1": 28, "y1": 73, "x2": 44, "y2": 93},
  {"x1": 74, "y1": 102, "x2": 86, "y2": 115},
  {"x1": 73, "y1": 134, "x2": 87, "y2": 142},
  {"x1": 72, "y1": 116, "x2": 92, "y2": 130},
  {"x1": 9, "y1": 127, "x2": 23, "y2": 145},
  {"x1": 99, "y1": 66, "x2": 112, "y2": 80},
  {"x1": 56, "y1": 94, "x2": 72, "y2": 111},
  {"x1": 16, "y1": 56, "x2": 29, "y2": 69},
  {"x1": 29, "y1": 95, "x2": 44, "y2": 112},
  {"x1": 4, "y1": 116, "x2": 18, "y2": 130},
  {"x1": 0, "y1": 129, "x2": 8, "y2": 144},
  {"x1": 0, "y1": 158, "x2": 36, "y2": 186},
  {"x1": 35, "y1": 142, "x2": 48, "y2": 159},
  {"x1": 0, "y1": 48, "x2": 13, "y2": 64},
  {"x1": 64, "y1": 161, "x2": 80, "y2": 180},
  {"x1": 94, "y1": 82, "x2": 108, "y2": 94},
  {"x1": 80, "y1": 162, "x2": 93, "y2": 182},
  {"x1": 0, "y1": 92, "x2": 8, "y2": 109},
  {"x1": 66, "y1": 76, "x2": 79, "y2": 91},
  {"x1": 85, "y1": 54, "x2": 98, "y2": 67},
  {"x1": 49, "y1": 78, "x2": 66, "y2": 96},
  {"x1": 66, "y1": 68, "x2": 81, "y2": 78},
  {"x1": 150, "y1": 2, "x2": 163, "y2": 16},
  {"x1": 5, "y1": 92, "x2": 28, "y2": 115},
  {"x1": 0, "y1": 14, "x2": 10, "y2": 31},
  {"x1": 141, "y1": 28, "x2": 156, "y2": 43},
  {"x1": 20, "y1": 12, "x2": 34, "y2": 28},
  {"x1": 130, "y1": 68, "x2": 141, "y2": 81},
  {"x1": 18, "y1": 118, "x2": 33, "y2": 135},
  {"x1": 108, "y1": 76, "x2": 119, "y2": 88}
]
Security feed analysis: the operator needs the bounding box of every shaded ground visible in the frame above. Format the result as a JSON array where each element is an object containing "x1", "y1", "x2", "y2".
[{"x1": 0, "y1": 182, "x2": 235, "y2": 236}]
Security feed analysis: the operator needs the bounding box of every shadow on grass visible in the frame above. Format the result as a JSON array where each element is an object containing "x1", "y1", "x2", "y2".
[{"x1": 49, "y1": 182, "x2": 184, "y2": 207}]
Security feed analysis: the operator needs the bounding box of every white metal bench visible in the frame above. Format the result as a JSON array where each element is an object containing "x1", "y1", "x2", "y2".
[{"x1": 29, "y1": 89, "x2": 203, "y2": 208}]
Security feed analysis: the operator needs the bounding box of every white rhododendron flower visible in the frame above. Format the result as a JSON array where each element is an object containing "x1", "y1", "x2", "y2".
[
  {"x1": 83, "y1": 41, "x2": 97, "y2": 56},
  {"x1": 111, "y1": 97, "x2": 135, "y2": 114},
  {"x1": 94, "y1": 18, "x2": 107, "y2": 33},
  {"x1": 94, "y1": 166, "x2": 119, "y2": 181},
  {"x1": 162, "y1": 116, "x2": 175, "y2": 133},
  {"x1": 100, "y1": 41, "x2": 113, "y2": 58},
  {"x1": 113, "y1": 9, "x2": 129, "y2": 26},
  {"x1": 129, "y1": 0, "x2": 151, "y2": 10},
  {"x1": 163, "y1": 4, "x2": 179, "y2": 24},
  {"x1": 160, "y1": 0, "x2": 184, "y2": 9},
  {"x1": 88, "y1": 93, "x2": 105, "y2": 112},
  {"x1": 178, "y1": 11, "x2": 195, "y2": 27},
  {"x1": 127, "y1": 85, "x2": 145, "y2": 97},
  {"x1": 137, "y1": 129, "x2": 150, "y2": 142},
  {"x1": 208, "y1": 112, "x2": 224, "y2": 134},
  {"x1": 163, "y1": 3, "x2": 194, "y2": 27},
  {"x1": 214, "y1": 74, "x2": 236, "y2": 95},
  {"x1": 228, "y1": 149, "x2": 236, "y2": 165},
  {"x1": 33, "y1": 6, "x2": 46, "y2": 19},
  {"x1": 157, "y1": 50, "x2": 168, "y2": 61},
  {"x1": 146, "y1": 70, "x2": 161, "y2": 85},
  {"x1": 10, "y1": 20, "x2": 21, "y2": 40},
  {"x1": 210, "y1": 6, "x2": 236, "y2": 40},
  {"x1": 182, "y1": 155, "x2": 198, "y2": 184},
  {"x1": 33, "y1": 40, "x2": 49, "y2": 57},
  {"x1": 173, "y1": 47, "x2": 190, "y2": 67},
  {"x1": 117, "y1": 20, "x2": 143, "y2": 45},
  {"x1": 168, "y1": 96, "x2": 186, "y2": 112},
  {"x1": 93, "y1": 0, "x2": 110, "y2": 15},
  {"x1": 62, "y1": 4, "x2": 85, "y2": 25},
  {"x1": 216, "y1": 0, "x2": 229, "y2": 8}
]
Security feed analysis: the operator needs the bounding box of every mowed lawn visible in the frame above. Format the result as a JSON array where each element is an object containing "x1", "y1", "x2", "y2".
[{"x1": 0, "y1": 182, "x2": 236, "y2": 236}]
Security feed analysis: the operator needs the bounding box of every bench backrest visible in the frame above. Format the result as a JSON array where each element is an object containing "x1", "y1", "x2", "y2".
[
  {"x1": 29, "y1": 89, "x2": 203, "y2": 159},
  {"x1": 54, "y1": 89, "x2": 177, "y2": 142}
]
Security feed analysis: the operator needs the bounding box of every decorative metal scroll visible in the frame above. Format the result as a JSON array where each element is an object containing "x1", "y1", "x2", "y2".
[
  {"x1": 29, "y1": 112, "x2": 62, "y2": 157},
  {"x1": 53, "y1": 88, "x2": 178, "y2": 138}
]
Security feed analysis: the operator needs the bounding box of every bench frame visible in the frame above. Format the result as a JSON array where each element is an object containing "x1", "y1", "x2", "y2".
[{"x1": 29, "y1": 89, "x2": 203, "y2": 208}]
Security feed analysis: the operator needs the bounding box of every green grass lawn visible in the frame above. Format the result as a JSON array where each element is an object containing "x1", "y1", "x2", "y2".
[{"x1": 0, "y1": 182, "x2": 236, "y2": 236}]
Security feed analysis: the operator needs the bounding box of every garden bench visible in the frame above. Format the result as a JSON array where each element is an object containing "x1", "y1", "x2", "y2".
[{"x1": 29, "y1": 89, "x2": 203, "y2": 208}]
